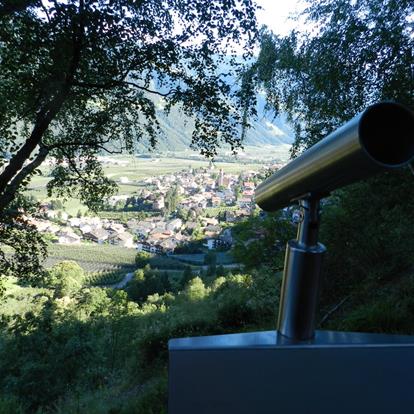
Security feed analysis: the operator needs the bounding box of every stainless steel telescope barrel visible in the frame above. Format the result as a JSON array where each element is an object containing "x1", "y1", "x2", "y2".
[{"x1": 255, "y1": 102, "x2": 414, "y2": 211}]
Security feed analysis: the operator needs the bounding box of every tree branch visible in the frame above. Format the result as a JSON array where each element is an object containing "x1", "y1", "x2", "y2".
[
  {"x1": 0, "y1": 147, "x2": 49, "y2": 211},
  {"x1": 73, "y1": 79, "x2": 176, "y2": 97}
]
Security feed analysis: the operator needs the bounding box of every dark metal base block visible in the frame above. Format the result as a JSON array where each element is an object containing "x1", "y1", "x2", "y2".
[{"x1": 168, "y1": 330, "x2": 414, "y2": 414}]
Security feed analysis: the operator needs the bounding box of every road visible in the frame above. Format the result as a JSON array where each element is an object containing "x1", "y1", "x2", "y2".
[{"x1": 107, "y1": 272, "x2": 134, "y2": 289}]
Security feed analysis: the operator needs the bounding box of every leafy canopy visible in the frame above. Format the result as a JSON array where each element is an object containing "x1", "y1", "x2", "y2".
[
  {"x1": 249, "y1": 0, "x2": 413, "y2": 155},
  {"x1": 0, "y1": 0, "x2": 258, "y2": 280}
]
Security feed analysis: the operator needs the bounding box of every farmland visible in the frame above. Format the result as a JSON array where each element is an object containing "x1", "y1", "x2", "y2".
[{"x1": 44, "y1": 243, "x2": 137, "y2": 272}]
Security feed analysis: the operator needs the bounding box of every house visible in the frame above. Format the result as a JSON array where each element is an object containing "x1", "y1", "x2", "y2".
[
  {"x1": 159, "y1": 238, "x2": 179, "y2": 253},
  {"x1": 243, "y1": 181, "x2": 255, "y2": 190},
  {"x1": 204, "y1": 238, "x2": 217, "y2": 250},
  {"x1": 147, "y1": 232, "x2": 170, "y2": 244},
  {"x1": 46, "y1": 210, "x2": 59, "y2": 220},
  {"x1": 184, "y1": 221, "x2": 198, "y2": 234},
  {"x1": 107, "y1": 222, "x2": 125, "y2": 234},
  {"x1": 83, "y1": 228, "x2": 109, "y2": 244},
  {"x1": 79, "y1": 224, "x2": 92, "y2": 234},
  {"x1": 119, "y1": 176, "x2": 130, "y2": 184},
  {"x1": 220, "y1": 228, "x2": 233, "y2": 245},
  {"x1": 238, "y1": 196, "x2": 253, "y2": 208},
  {"x1": 204, "y1": 225, "x2": 222, "y2": 238},
  {"x1": 203, "y1": 237, "x2": 230, "y2": 250},
  {"x1": 57, "y1": 229, "x2": 81, "y2": 245},
  {"x1": 137, "y1": 242, "x2": 162, "y2": 254},
  {"x1": 31, "y1": 219, "x2": 52, "y2": 232},
  {"x1": 46, "y1": 223, "x2": 60, "y2": 234},
  {"x1": 166, "y1": 218, "x2": 183, "y2": 232},
  {"x1": 68, "y1": 217, "x2": 81, "y2": 227},
  {"x1": 153, "y1": 196, "x2": 165, "y2": 210},
  {"x1": 201, "y1": 217, "x2": 219, "y2": 227},
  {"x1": 134, "y1": 220, "x2": 155, "y2": 236},
  {"x1": 210, "y1": 196, "x2": 221, "y2": 207},
  {"x1": 225, "y1": 210, "x2": 236, "y2": 223},
  {"x1": 109, "y1": 232, "x2": 135, "y2": 248}
]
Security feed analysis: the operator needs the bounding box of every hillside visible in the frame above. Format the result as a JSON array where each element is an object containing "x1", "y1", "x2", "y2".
[{"x1": 133, "y1": 80, "x2": 294, "y2": 153}]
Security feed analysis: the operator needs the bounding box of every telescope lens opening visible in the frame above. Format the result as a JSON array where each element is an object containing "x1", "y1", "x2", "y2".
[{"x1": 359, "y1": 102, "x2": 414, "y2": 166}]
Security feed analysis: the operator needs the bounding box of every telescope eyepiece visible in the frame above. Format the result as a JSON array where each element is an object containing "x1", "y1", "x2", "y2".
[{"x1": 359, "y1": 102, "x2": 414, "y2": 167}]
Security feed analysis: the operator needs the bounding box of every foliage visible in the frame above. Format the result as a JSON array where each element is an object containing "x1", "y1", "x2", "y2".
[
  {"x1": 250, "y1": 0, "x2": 413, "y2": 155},
  {"x1": 46, "y1": 243, "x2": 137, "y2": 270},
  {"x1": 46, "y1": 260, "x2": 85, "y2": 297},
  {"x1": 185, "y1": 277, "x2": 207, "y2": 301},
  {"x1": 0, "y1": 196, "x2": 47, "y2": 284},
  {"x1": 232, "y1": 212, "x2": 294, "y2": 269},
  {"x1": 127, "y1": 266, "x2": 172, "y2": 303},
  {"x1": 0, "y1": 0, "x2": 258, "y2": 279},
  {"x1": 319, "y1": 169, "x2": 414, "y2": 306},
  {"x1": 135, "y1": 251, "x2": 152, "y2": 268},
  {"x1": 204, "y1": 251, "x2": 217, "y2": 266},
  {"x1": 180, "y1": 266, "x2": 194, "y2": 289},
  {"x1": 96, "y1": 210, "x2": 151, "y2": 222},
  {"x1": 4, "y1": 252, "x2": 414, "y2": 413},
  {"x1": 164, "y1": 186, "x2": 179, "y2": 215}
]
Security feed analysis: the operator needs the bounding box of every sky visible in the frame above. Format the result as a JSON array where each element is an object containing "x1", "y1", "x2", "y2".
[{"x1": 254, "y1": 0, "x2": 308, "y2": 36}]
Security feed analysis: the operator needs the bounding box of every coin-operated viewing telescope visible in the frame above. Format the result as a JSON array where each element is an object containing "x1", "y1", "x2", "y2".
[
  {"x1": 168, "y1": 102, "x2": 414, "y2": 414},
  {"x1": 255, "y1": 101, "x2": 414, "y2": 341}
]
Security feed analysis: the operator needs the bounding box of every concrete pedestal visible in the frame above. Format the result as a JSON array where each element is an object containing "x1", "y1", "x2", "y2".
[{"x1": 169, "y1": 330, "x2": 414, "y2": 414}]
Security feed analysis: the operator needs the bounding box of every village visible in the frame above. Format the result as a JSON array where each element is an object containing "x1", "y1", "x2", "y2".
[{"x1": 28, "y1": 161, "x2": 285, "y2": 256}]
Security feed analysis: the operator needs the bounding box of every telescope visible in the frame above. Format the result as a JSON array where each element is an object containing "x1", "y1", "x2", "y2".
[
  {"x1": 255, "y1": 101, "x2": 414, "y2": 340},
  {"x1": 168, "y1": 102, "x2": 414, "y2": 414}
]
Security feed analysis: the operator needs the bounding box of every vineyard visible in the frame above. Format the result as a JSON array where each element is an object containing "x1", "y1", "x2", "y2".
[
  {"x1": 44, "y1": 243, "x2": 137, "y2": 272},
  {"x1": 85, "y1": 267, "x2": 133, "y2": 286}
]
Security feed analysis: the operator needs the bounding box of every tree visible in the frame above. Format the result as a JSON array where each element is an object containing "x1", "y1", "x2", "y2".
[
  {"x1": 165, "y1": 186, "x2": 179, "y2": 215},
  {"x1": 0, "y1": 0, "x2": 258, "y2": 280},
  {"x1": 247, "y1": 0, "x2": 414, "y2": 308},
  {"x1": 185, "y1": 276, "x2": 206, "y2": 301},
  {"x1": 180, "y1": 266, "x2": 194, "y2": 289},
  {"x1": 46, "y1": 260, "x2": 85, "y2": 297},
  {"x1": 135, "y1": 251, "x2": 152, "y2": 268},
  {"x1": 249, "y1": 0, "x2": 413, "y2": 155}
]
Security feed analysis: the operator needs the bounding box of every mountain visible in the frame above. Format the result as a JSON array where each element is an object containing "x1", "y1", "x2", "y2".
[
  {"x1": 133, "y1": 60, "x2": 294, "y2": 153},
  {"x1": 135, "y1": 93, "x2": 294, "y2": 153}
]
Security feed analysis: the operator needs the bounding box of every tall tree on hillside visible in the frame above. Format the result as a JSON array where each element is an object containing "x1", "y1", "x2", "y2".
[{"x1": 0, "y1": 0, "x2": 258, "y2": 281}]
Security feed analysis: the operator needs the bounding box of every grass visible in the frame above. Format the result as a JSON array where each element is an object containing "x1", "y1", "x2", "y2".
[{"x1": 0, "y1": 277, "x2": 52, "y2": 316}]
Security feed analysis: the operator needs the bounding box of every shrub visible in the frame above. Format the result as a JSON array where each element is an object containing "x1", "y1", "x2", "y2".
[
  {"x1": 135, "y1": 252, "x2": 152, "y2": 268},
  {"x1": 46, "y1": 261, "x2": 85, "y2": 297},
  {"x1": 185, "y1": 277, "x2": 206, "y2": 301}
]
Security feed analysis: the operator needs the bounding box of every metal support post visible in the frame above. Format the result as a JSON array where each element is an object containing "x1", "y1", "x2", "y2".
[{"x1": 277, "y1": 198, "x2": 326, "y2": 340}]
